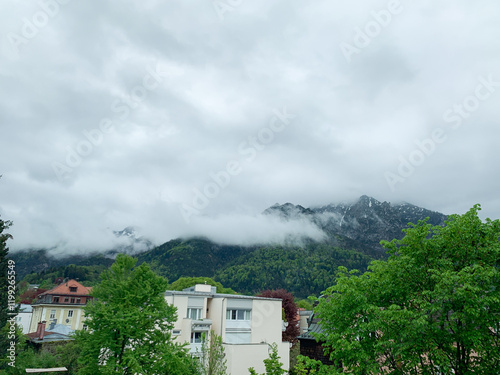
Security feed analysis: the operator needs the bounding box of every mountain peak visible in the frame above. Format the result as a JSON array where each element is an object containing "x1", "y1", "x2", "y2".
[
  {"x1": 111, "y1": 227, "x2": 153, "y2": 255},
  {"x1": 263, "y1": 196, "x2": 446, "y2": 256},
  {"x1": 113, "y1": 226, "x2": 137, "y2": 238},
  {"x1": 262, "y1": 202, "x2": 314, "y2": 218},
  {"x1": 355, "y1": 195, "x2": 377, "y2": 207}
]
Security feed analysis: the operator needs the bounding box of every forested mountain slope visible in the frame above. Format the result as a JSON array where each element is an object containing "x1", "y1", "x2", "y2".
[{"x1": 10, "y1": 196, "x2": 446, "y2": 298}]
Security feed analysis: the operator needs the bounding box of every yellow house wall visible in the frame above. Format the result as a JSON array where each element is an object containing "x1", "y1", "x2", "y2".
[{"x1": 28, "y1": 305, "x2": 87, "y2": 333}]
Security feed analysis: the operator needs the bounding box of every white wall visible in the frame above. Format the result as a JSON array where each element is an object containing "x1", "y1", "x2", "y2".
[
  {"x1": 165, "y1": 293, "x2": 289, "y2": 373},
  {"x1": 165, "y1": 294, "x2": 190, "y2": 344},
  {"x1": 251, "y1": 299, "x2": 283, "y2": 344},
  {"x1": 207, "y1": 297, "x2": 225, "y2": 338},
  {"x1": 224, "y1": 342, "x2": 289, "y2": 374},
  {"x1": 16, "y1": 312, "x2": 32, "y2": 334}
]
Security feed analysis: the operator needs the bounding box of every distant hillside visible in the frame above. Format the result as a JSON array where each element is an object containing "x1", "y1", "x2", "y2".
[
  {"x1": 10, "y1": 226, "x2": 152, "y2": 280},
  {"x1": 135, "y1": 238, "x2": 251, "y2": 281},
  {"x1": 213, "y1": 243, "x2": 373, "y2": 298},
  {"x1": 9, "y1": 249, "x2": 115, "y2": 280},
  {"x1": 10, "y1": 196, "x2": 448, "y2": 298}
]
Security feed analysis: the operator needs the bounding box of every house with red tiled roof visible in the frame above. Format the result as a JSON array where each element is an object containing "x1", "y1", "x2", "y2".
[{"x1": 28, "y1": 279, "x2": 93, "y2": 334}]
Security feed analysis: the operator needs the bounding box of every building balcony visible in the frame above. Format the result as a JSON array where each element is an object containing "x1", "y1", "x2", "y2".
[
  {"x1": 190, "y1": 342, "x2": 203, "y2": 354},
  {"x1": 191, "y1": 319, "x2": 212, "y2": 332}
]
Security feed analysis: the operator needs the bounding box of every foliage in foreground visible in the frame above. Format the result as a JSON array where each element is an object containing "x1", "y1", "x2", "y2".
[
  {"x1": 316, "y1": 205, "x2": 500, "y2": 374},
  {"x1": 249, "y1": 343, "x2": 287, "y2": 375},
  {"x1": 7, "y1": 340, "x2": 82, "y2": 375},
  {"x1": 198, "y1": 330, "x2": 227, "y2": 375},
  {"x1": 76, "y1": 254, "x2": 199, "y2": 375},
  {"x1": 292, "y1": 355, "x2": 340, "y2": 374}
]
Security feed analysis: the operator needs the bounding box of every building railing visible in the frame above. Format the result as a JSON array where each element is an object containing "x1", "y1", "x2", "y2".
[
  {"x1": 33, "y1": 296, "x2": 90, "y2": 305},
  {"x1": 191, "y1": 319, "x2": 212, "y2": 331}
]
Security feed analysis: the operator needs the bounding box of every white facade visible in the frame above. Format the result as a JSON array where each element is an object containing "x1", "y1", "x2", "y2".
[
  {"x1": 165, "y1": 285, "x2": 290, "y2": 374},
  {"x1": 15, "y1": 304, "x2": 33, "y2": 334}
]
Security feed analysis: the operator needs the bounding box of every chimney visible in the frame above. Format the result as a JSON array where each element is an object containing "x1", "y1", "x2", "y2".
[
  {"x1": 36, "y1": 321, "x2": 43, "y2": 336},
  {"x1": 38, "y1": 321, "x2": 46, "y2": 340}
]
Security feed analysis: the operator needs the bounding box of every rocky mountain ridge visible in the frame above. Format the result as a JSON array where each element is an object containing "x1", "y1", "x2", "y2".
[
  {"x1": 10, "y1": 196, "x2": 447, "y2": 280},
  {"x1": 263, "y1": 195, "x2": 447, "y2": 256}
]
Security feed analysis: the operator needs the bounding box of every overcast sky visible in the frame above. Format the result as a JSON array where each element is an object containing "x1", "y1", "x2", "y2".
[{"x1": 1, "y1": 0, "x2": 499, "y2": 253}]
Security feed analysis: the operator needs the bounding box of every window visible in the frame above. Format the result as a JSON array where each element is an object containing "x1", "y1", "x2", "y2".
[
  {"x1": 173, "y1": 329, "x2": 181, "y2": 336},
  {"x1": 70, "y1": 298, "x2": 75, "y2": 303},
  {"x1": 76, "y1": 298, "x2": 81, "y2": 304},
  {"x1": 187, "y1": 308, "x2": 202, "y2": 320},
  {"x1": 68, "y1": 310, "x2": 73, "y2": 318},
  {"x1": 49, "y1": 310, "x2": 56, "y2": 319},
  {"x1": 69, "y1": 287, "x2": 77, "y2": 292},
  {"x1": 226, "y1": 309, "x2": 251, "y2": 321},
  {"x1": 53, "y1": 297, "x2": 60, "y2": 303},
  {"x1": 64, "y1": 297, "x2": 69, "y2": 303},
  {"x1": 190, "y1": 332, "x2": 202, "y2": 344}
]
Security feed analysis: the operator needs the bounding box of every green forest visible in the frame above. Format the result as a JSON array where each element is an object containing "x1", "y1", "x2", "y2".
[{"x1": 15, "y1": 241, "x2": 373, "y2": 299}]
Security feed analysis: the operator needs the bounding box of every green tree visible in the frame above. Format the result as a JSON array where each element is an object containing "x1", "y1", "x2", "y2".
[
  {"x1": 291, "y1": 355, "x2": 339, "y2": 374},
  {"x1": 8, "y1": 347, "x2": 59, "y2": 375},
  {"x1": 8, "y1": 339, "x2": 83, "y2": 375},
  {"x1": 249, "y1": 343, "x2": 287, "y2": 375},
  {"x1": 0, "y1": 213, "x2": 17, "y2": 371},
  {"x1": 295, "y1": 299, "x2": 313, "y2": 311},
  {"x1": 199, "y1": 330, "x2": 227, "y2": 375},
  {"x1": 316, "y1": 205, "x2": 500, "y2": 374},
  {"x1": 76, "y1": 254, "x2": 199, "y2": 375}
]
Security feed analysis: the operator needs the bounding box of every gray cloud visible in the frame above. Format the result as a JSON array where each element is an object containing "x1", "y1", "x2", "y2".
[{"x1": 1, "y1": 0, "x2": 499, "y2": 253}]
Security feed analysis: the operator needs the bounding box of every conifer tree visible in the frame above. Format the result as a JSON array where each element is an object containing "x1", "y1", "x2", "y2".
[{"x1": 0, "y1": 212, "x2": 15, "y2": 371}]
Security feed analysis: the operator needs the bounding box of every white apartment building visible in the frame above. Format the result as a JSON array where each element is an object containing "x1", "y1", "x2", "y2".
[
  {"x1": 15, "y1": 304, "x2": 33, "y2": 334},
  {"x1": 165, "y1": 284, "x2": 290, "y2": 374}
]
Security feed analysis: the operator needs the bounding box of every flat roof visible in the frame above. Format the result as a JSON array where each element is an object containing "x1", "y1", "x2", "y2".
[{"x1": 164, "y1": 290, "x2": 282, "y2": 301}]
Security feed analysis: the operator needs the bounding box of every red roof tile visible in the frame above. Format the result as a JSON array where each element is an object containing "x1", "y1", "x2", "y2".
[
  {"x1": 26, "y1": 331, "x2": 56, "y2": 339},
  {"x1": 40, "y1": 279, "x2": 92, "y2": 297}
]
